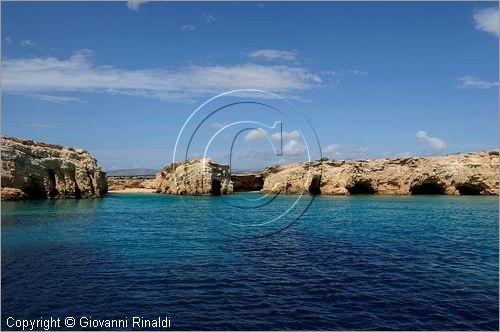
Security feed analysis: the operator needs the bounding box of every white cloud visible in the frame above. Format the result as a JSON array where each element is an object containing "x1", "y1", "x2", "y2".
[
  {"x1": 283, "y1": 139, "x2": 306, "y2": 156},
  {"x1": 248, "y1": 49, "x2": 298, "y2": 61},
  {"x1": 242, "y1": 128, "x2": 302, "y2": 145},
  {"x1": 202, "y1": 13, "x2": 216, "y2": 24},
  {"x1": 270, "y1": 130, "x2": 300, "y2": 141},
  {"x1": 244, "y1": 128, "x2": 268, "y2": 142},
  {"x1": 415, "y1": 131, "x2": 446, "y2": 151},
  {"x1": 127, "y1": 0, "x2": 149, "y2": 11},
  {"x1": 210, "y1": 122, "x2": 227, "y2": 129},
  {"x1": 2, "y1": 49, "x2": 323, "y2": 103},
  {"x1": 457, "y1": 75, "x2": 498, "y2": 89},
  {"x1": 20, "y1": 39, "x2": 35, "y2": 47},
  {"x1": 181, "y1": 25, "x2": 196, "y2": 32},
  {"x1": 6, "y1": 36, "x2": 12, "y2": 43},
  {"x1": 473, "y1": 7, "x2": 499, "y2": 37},
  {"x1": 26, "y1": 94, "x2": 81, "y2": 104}
]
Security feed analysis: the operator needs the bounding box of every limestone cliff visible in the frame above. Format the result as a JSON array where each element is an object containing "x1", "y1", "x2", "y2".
[
  {"x1": 1, "y1": 136, "x2": 107, "y2": 200},
  {"x1": 261, "y1": 150, "x2": 499, "y2": 195},
  {"x1": 154, "y1": 159, "x2": 233, "y2": 195}
]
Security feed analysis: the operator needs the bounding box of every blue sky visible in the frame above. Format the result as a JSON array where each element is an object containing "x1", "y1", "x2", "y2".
[{"x1": 2, "y1": 1, "x2": 498, "y2": 171}]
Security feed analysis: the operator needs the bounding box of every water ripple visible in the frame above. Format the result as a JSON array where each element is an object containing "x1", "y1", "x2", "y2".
[{"x1": 2, "y1": 194, "x2": 498, "y2": 330}]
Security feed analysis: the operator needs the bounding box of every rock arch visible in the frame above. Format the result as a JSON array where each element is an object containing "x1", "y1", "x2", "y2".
[
  {"x1": 23, "y1": 177, "x2": 47, "y2": 199},
  {"x1": 210, "y1": 179, "x2": 222, "y2": 196},
  {"x1": 231, "y1": 174, "x2": 264, "y2": 192},
  {"x1": 411, "y1": 181, "x2": 445, "y2": 195},
  {"x1": 308, "y1": 175, "x2": 321, "y2": 195},
  {"x1": 347, "y1": 180, "x2": 376, "y2": 195},
  {"x1": 455, "y1": 183, "x2": 485, "y2": 195},
  {"x1": 46, "y1": 169, "x2": 59, "y2": 197}
]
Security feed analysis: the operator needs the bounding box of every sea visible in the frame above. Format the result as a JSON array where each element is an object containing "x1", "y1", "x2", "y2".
[{"x1": 2, "y1": 193, "x2": 498, "y2": 330}]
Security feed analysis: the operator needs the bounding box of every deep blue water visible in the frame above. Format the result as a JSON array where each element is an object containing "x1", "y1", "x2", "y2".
[{"x1": 2, "y1": 193, "x2": 499, "y2": 330}]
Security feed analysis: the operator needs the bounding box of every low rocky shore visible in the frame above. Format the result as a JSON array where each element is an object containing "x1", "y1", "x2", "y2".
[
  {"x1": 107, "y1": 175, "x2": 156, "y2": 192},
  {"x1": 1, "y1": 135, "x2": 498, "y2": 200}
]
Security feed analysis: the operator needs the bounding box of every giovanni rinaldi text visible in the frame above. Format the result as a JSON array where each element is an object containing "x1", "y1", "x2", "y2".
[{"x1": 6, "y1": 316, "x2": 172, "y2": 330}]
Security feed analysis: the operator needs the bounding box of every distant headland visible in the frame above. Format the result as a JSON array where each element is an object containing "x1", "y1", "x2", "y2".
[{"x1": 1, "y1": 135, "x2": 498, "y2": 200}]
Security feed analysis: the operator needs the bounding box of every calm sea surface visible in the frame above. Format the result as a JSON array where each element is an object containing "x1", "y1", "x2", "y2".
[{"x1": 2, "y1": 194, "x2": 499, "y2": 330}]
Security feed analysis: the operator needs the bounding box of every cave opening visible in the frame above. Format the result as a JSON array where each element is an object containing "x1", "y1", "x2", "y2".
[
  {"x1": 411, "y1": 182, "x2": 445, "y2": 195},
  {"x1": 347, "y1": 181, "x2": 375, "y2": 195},
  {"x1": 456, "y1": 184, "x2": 483, "y2": 195},
  {"x1": 231, "y1": 174, "x2": 264, "y2": 192},
  {"x1": 309, "y1": 175, "x2": 321, "y2": 195},
  {"x1": 23, "y1": 176, "x2": 46, "y2": 199},
  {"x1": 47, "y1": 169, "x2": 59, "y2": 197},
  {"x1": 211, "y1": 179, "x2": 222, "y2": 196},
  {"x1": 74, "y1": 182, "x2": 82, "y2": 198}
]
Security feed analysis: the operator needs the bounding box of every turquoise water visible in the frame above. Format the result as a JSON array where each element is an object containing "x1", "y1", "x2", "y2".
[{"x1": 2, "y1": 194, "x2": 499, "y2": 330}]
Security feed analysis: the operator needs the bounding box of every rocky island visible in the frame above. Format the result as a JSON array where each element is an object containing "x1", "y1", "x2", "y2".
[
  {"x1": 259, "y1": 150, "x2": 499, "y2": 195},
  {"x1": 1, "y1": 136, "x2": 107, "y2": 200},
  {"x1": 1, "y1": 135, "x2": 498, "y2": 199},
  {"x1": 107, "y1": 150, "x2": 499, "y2": 196},
  {"x1": 154, "y1": 159, "x2": 234, "y2": 195}
]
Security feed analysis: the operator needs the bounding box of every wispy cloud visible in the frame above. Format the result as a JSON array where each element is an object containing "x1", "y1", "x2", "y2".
[
  {"x1": 323, "y1": 144, "x2": 341, "y2": 154},
  {"x1": 343, "y1": 69, "x2": 367, "y2": 76},
  {"x1": 248, "y1": 49, "x2": 298, "y2": 61},
  {"x1": 26, "y1": 94, "x2": 81, "y2": 104},
  {"x1": 6, "y1": 36, "x2": 12, "y2": 43},
  {"x1": 181, "y1": 24, "x2": 196, "y2": 32},
  {"x1": 210, "y1": 122, "x2": 227, "y2": 129},
  {"x1": 323, "y1": 144, "x2": 369, "y2": 159},
  {"x1": 2, "y1": 49, "x2": 323, "y2": 103},
  {"x1": 473, "y1": 7, "x2": 499, "y2": 37},
  {"x1": 322, "y1": 69, "x2": 367, "y2": 77},
  {"x1": 202, "y1": 13, "x2": 216, "y2": 24},
  {"x1": 415, "y1": 131, "x2": 446, "y2": 151},
  {"x1": 457, "y1": 75, "x2": 498, "y2": 89},
  {"x1": 127, "y1": 0, "x2": 149, "y2": 11},
  {"x1": 20, "y1": 39, "x2": 35, "y2": 47}
]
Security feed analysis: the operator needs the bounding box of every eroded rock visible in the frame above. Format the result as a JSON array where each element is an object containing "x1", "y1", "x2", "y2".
[
  {"x1": 261, "y1": 151, "x2": 499, "y2": 195},
  {"x1": 153, "y1": 159, "x2": 233, "y2": 195},
  {"x1": 1, "y1": 187, "x2": 29, "y2": 201},
  {"x1": 1, "y1": 136, "x2": 107, "y2": 199}
]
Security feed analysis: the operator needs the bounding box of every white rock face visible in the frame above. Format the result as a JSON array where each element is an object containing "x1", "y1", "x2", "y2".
[
  {"x1": 261, "y1": 151, "x2": 499, "y2": 195},
  {"x1": 154, "y1": 159, "x2": 233, "y2": 195},
  {"x1": 1, "y1": 136, "x2": 107, "y2": 200}
]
